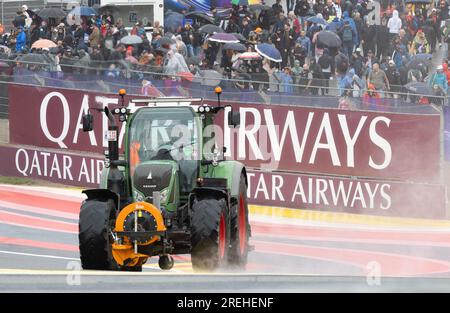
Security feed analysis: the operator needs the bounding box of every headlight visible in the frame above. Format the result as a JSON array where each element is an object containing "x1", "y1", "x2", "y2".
[
  {"x1": 120, "y1": 108, "x2": 127, "y2": 114},
  {"x1": 204, "y1": 106, "x2": 211, "y2": 113},
  {"x1": 198, "y1": 106, "x2": 205, "y2": 113}
]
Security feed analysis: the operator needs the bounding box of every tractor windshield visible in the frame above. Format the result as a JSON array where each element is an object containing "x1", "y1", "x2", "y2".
[{"x1": 128, "y1": 106, "x2": 200, "y2": 194}]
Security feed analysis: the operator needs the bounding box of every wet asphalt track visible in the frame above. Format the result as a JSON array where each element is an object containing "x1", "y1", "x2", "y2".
[{"x1": 1, "y1": 185, "x2": 450, "y2": 292}]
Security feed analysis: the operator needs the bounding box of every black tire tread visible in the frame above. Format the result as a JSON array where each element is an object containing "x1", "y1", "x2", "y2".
[
  {"x1": 190, "y1": 198, "x2": 226, "y2": 271},
  {"x1": 79, "y1": 199, "x2": 116, "y2": 270}
]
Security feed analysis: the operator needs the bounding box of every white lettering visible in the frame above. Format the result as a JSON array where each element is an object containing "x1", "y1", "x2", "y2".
[{"x1": 40, "y1": 92, "x2": 70, "y2": 148}]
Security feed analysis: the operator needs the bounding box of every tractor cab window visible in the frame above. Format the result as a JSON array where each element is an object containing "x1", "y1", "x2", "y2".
[{"x1": 128, "y1": 107, "x2": 200, "y2": 194}]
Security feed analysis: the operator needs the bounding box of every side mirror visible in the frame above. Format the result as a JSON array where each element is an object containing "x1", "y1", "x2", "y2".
[
  {"x1": 228, "y1": 110, "x2": 240, "y2": 128},
  {"x1": 82, "y1": 112, "x2": 94, "y2": 132}
]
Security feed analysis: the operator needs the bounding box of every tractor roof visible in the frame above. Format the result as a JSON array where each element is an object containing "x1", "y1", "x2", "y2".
[{"x1": 131, "y1": 97, "x2": 204, "y2": 107}]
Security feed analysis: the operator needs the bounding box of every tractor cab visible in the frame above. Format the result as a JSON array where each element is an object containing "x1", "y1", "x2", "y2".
[{"x1": 127, "y1": 105, "x2": 201, "y2": 211}]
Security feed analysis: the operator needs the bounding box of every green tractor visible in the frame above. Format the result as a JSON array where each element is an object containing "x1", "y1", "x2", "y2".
[{"x1": 78, "y1": 88, "x2": 251, "y2": 272}]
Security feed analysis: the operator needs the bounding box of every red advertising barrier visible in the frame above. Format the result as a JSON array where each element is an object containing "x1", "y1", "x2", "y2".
[
  {"x1": 0, "y1": 145, "x2": 446, "y2": 219},
  {"x1": 9, "y1": 84, "x2": 441, "y2": 182},
  {"x1": 247, "y1": 170, "x2": 446, "y2": 219}
]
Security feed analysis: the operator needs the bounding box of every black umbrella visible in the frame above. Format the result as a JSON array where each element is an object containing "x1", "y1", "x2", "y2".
[
  {"x1": 157, "y1": 36, "x2": 175, "y2": 46},
  {"x1": 231, "y1": 33, "x2": 246, "y2": 42},
  {"x1": 98, "y1": 4, "x2": 120, "y2": 14},
  {"x1": 317, "y1": 30, "x2": 342, "y2": 48},
  {"x1": 407, "y1": 58, "x2": 431, "y2": 70},
  {"x1": 405, "y1": 82, "x2": 433, "y2": 96},
  {"x1": 16, "y1": 53, "x2": 51, "y2": 64},
  {"x1": 223, "y1": 42, "x2": 246, "y2": 52},
  {"x1": 185, "y1": 12, "x2": 215, "y2": 25},
  {"x1": 37, "y1": 8, "x2": 66, "y2": 19},
  {"x1": 155, "y1": 47, "x2": 169, "y2": 54},
  {"x1": 199, "y1": 24, "x2": 224, "y2": 34},
  {"x1": 194, "y1": 70, "x2": 223, "y2": 86},
  {"x1": 405, "y1": 0, "x2": 431, "y2": 3},
  {"x1": 249, "y1": 4, "x2": 271, "y2": 12}
]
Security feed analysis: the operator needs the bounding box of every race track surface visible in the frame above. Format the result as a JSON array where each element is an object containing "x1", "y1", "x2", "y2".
[{"x1": 1, "y1": 184, "x2": 450, "y2": 292}]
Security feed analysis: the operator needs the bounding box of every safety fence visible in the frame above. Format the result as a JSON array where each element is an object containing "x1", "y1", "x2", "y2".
[{"x1": 0, "y1": 55, "x2": 446, "y2": 119}]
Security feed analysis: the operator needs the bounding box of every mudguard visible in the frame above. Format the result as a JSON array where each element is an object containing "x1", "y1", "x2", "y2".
[
  {"x1": 82, "y1": 189, "x2": 119, "y2": 210},
  {"x1": 208, "y1": 161, "x2": 247, "y2": 199}
]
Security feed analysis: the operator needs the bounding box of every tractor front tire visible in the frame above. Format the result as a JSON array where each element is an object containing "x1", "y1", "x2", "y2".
[
  {"x1": 79, "y1": 199, "x2": 116, "y2": 270},
  {"x1": 228, "y1": 175, "x2": 251, "y2": 269},
  {"x1": 190, "y1": 198, "x2": 229, "y2": 272}
]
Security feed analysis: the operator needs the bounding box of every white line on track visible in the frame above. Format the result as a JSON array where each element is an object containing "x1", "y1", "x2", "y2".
[
  {"x1": 0, "y1": 200, "x2": 78, "y2": 220},
  {"x1": 0, "y1": 249, "x2": 79, "y2": 261}
]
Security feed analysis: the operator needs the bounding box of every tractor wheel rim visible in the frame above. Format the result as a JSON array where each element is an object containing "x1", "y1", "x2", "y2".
[
  {"x1": 238, "y1": 194, "x2": 247, "y2": 255},
  {"x1": 219, "y1": 213, "x2": 226, "y2": 259}
]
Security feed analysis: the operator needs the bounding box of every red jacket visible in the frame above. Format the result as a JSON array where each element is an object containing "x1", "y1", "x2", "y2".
[{"x1": 443, "y1": 63, "x2": 450, "y2": 84}]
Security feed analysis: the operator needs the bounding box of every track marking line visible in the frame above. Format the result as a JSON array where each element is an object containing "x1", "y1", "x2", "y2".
[
  {"x1": 0, "y1": 249, "x2": 79, "y2": 261},
  {"x1": 0, "y1": 209, "x2": 78, "y2": 233},
  {"x1": 0, "y1": 200, "x2": 78, "y2": 220}
]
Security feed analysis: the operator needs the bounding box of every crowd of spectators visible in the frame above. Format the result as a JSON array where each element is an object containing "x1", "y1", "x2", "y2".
[{"x1": 2, "y1": 1, "x2": 450, "y2": 102}]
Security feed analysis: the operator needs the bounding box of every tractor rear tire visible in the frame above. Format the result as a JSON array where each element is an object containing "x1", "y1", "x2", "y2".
[
  {"x1": 228, "y1": 175, "x2": 251, "y2": 269},
  {"x1": 79, "y1": 199, "x2": 117, "y2": 270},
  {"x1": 190, "y1": 198, "x2": 229, "y2": 272}
]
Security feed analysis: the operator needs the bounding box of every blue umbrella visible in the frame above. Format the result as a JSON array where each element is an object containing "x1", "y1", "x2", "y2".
[
  {"x1": 164, "y1": 11, "x2": 184, "y2": 33},
  {"x1": 69, "y1": 6, "x2": 97, "y2": 17},
  {"x1": 255, "y1": 43, "x2": 282, "y2": 62},
  {"x1": 307, "y1": 16, "x2": 327, "y2": 25}
]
